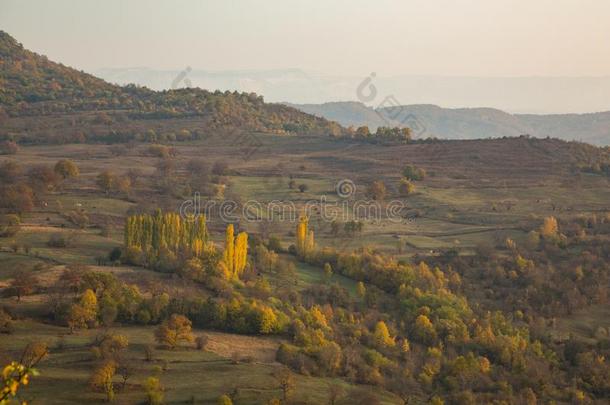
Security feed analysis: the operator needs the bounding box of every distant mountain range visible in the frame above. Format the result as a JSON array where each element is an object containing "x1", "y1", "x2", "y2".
[
  {"x1": 286, "y1": 102, "x2": 610, "y2": 146},
  {"x1": 95, "y1": 68, "x2": 610, "y2": 145},
  {"x1": 95, "y1": 68, "x2": 610, "y2": 115}
]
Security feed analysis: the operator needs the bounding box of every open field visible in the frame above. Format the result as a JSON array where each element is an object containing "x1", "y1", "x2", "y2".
[{"x1": 0, "y1": 322, "x2": 400, "y2": 405}]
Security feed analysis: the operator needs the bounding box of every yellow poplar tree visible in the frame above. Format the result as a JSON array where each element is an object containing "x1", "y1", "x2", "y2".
[
  {"x1": 296, "y1": 216, "x2": 314, "y2": 257},
  {"x1": 234, "y1": 231, "x2": 249, "y2": 279},
  {"x1": 224, "y1": 224, "x2": 235, "y2": 275},
  {"x1": 306, "y1": 230, "x2": 315, "y2": 254},
  {"x1": 124, "y1": 211, "x2": 208, "y2": 259}
]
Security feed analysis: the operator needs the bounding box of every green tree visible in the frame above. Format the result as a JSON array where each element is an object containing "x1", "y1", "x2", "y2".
[{"x1": 402, "y1": 165, "x2": 426, "y2": 181}]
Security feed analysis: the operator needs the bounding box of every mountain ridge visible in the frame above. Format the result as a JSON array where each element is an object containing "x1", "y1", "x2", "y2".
[
  {"x1": 0, "y1": 31, "x2": 344, "y2": 137},
  {"x1": 288, "y1": 101, "x2": 610, "y2": 145}
]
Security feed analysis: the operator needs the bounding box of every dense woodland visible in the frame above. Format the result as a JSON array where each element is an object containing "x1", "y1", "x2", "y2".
[{"x1": 0, "y1": 30, "x2": 609, "y2": 405}]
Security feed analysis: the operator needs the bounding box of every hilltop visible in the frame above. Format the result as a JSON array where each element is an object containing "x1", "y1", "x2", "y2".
[{"x1": 0, "y1": 31, "x2": 343, "y2": 137}]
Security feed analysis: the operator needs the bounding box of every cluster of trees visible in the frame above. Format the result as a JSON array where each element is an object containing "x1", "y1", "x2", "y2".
[
  {"x1": 449, "y1": 215, "x2": 610, "y2": 319},
  {"x1": 221, "y1": 224, "x2": 248, "y2": 280},
  {"x1": 402, "y1": 164, "x2": 426, "y2": 181},
  {"x1": 0, "y1": 159, "x2": 81, "y2": 236},
  {"x1": 330, "y1": 220, "x2": 364, "y2": 237},
  {"x1": 5, "y1": 207, "x2": 610, "y2": 403},
  {"x1": 575, "y1": 147, "x2": 610, "y2": 178},
  {"x1": 346, "y1": 126, "x2": 412, "y2": 144},
  {"x1": 273, "y1": 216, "x2": 610, "y2": 403},
  {"x1": 122, "y1": 212, "x2": 254, "y2": 287},
  {"x1": 122, "y1": 211, "x2": 210, "y2": 270}
]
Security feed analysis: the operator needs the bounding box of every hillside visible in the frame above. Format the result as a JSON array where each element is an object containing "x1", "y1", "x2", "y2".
[
  {"x1": 0, "y1": 31, "x2": 343, "y2": 138},
  {"x1": 289, "y1": 101, "x2": 610, "y2": 145}
]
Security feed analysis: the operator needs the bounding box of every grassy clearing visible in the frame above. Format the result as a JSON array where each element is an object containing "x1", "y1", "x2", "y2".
[
  {"x1": 0, "y1": 321, "x2": 400, "y2": 405},
  {"x1": 6, "y1": 226, "x2": 119, "y2": 264}
]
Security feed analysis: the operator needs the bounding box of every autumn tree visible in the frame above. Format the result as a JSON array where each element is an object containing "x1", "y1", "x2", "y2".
[
  {"x1": 0, "y1": 184, "x2": 34, "y2": 214},
  {"x1": 217, "y1": 394, "x2": 233, "y2": 405},
  {"x1": 0, "y1": 361, "x2": 38, "y2": 403},
  {"x1": 115, "y1": 176, "x2": 132, "y2": 195},
  {"x1": 356, "y1": 282, "x2": 366, "y2": 299},
  {"x1": 20, "y1": 341, "x2": 49, "y2": 368},
  {"x1": 373, "y1": 321, "x2": 395, "y2": 348},
  {"x1": 355, "y1": 126, "x2": 371, "y2": 138},
  {"x1": 59, "y1": 264, "x2": 86, "y2": 297},
  {"x1": 144, "y1": 376, "x2": 164, "y2": 405},
  {"x1": 67, "y1": 288, "x2": 98, "y2": 332},
  {"x1": 413, "y1": 314, "x2": 437, "y2": 345},
  {"x1": 54, "y1": 159, "x2": 80, "y2": 179},
  {"x1": 155, "y1": 314, "x2": 194, "y2": 349},
  {"x1": 223, "y1": 224, "x2": 248, "y2": 279},
  {"x1": 89, "y1": 360, "x2": 116, "y2": 402},
  {"x1": 324, "y1": 263, "x2": 333, "y2": 280},
  {"x1": 89, "y1": 361, "x2": 116, "y2": 402},
  {"x1": 124, "y1": 210, "x2": 209, "y2": 263},
  {"x1": 96, "y1": 334, "x2": 129, "y2": 360},
  {"x1": 398, "y1": 178, "x2": 415, "y2": 196},
  {"x1": 9, "y1": 270, "x2": 38, "y2": 301},
  {"x1": 28, "y1": 165, "x2": 59, "y2": 192},
  {"x1": 274, "y1": 368, "x2": 295, "y2": 402},
  {"x1": 97, "y1": 171, "x2": 116, "y2": 194},
  {"x1": 540, "y1": 216, "x2": 559, "y2": 238},
  {"x1": 296, "y1": 216, "x2": 314, "y2": 258},
  {"x1": 366, "y1": 181, "x2": 387, "y2": 201}
]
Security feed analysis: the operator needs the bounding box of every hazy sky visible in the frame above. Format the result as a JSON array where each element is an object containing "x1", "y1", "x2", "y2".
[{"x1": 1, "y1": 0, "x2": 610, "y2": 77}]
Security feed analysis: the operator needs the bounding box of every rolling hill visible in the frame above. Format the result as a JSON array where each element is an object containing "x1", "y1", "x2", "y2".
[{"x1": 0, "y1": 31, "x2": 344, "y2": 138}]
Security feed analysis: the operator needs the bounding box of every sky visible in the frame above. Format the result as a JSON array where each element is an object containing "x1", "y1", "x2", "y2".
[{"x1": 1, "y1": 0, "x2": 610, "y2": 77}]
